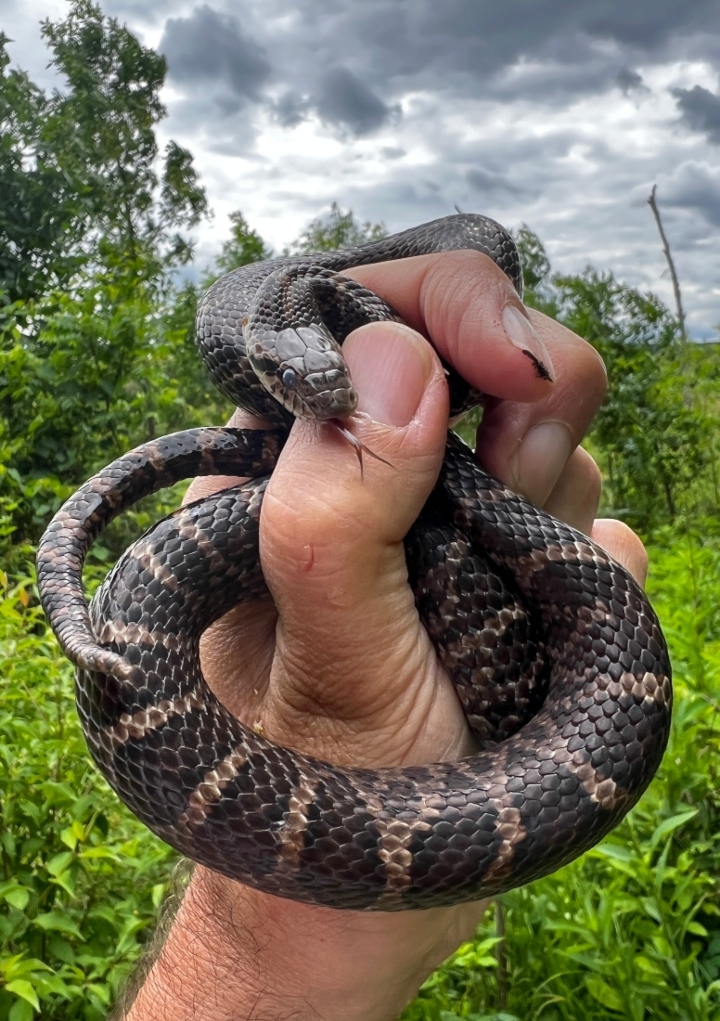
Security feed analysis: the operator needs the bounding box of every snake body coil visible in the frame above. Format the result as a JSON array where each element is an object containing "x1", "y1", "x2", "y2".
[{"x1": 37, "y1": 214, "x2": 672, "y2": 910}]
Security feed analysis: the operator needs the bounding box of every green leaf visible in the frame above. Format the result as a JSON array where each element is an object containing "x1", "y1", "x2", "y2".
[
  {"x1": 586, "y1": 977, "x2": 623, "y2": 1012},
  {"x1": 59, "y1": 825, "x2": 79, "y2": 850},
  {"x1": 78, "y1": 845, "x2": 120, "y2": 861},
  {"x1": 0, "y1": 882, "x2": 30, "y2": 910},
  {"x1": 46, "y1": 850, "x2": 74, "y2": 876},
  {"x1": 33, "y1": 912, "x2": 83, "y2": 939},
  {"x1": 50, "y1": 867, "x2": 78, "y2": 897},
  {"x1": 8, "y1": 999, "x2": 35, "y2": 1021},
  {"x1": 6, "y1": 979, "x2": 40, "y2": 1010},
  {"x1": 5, "y1": 887, "x2": 31, "y2": 910},
  {"x1": 653, "y1": 934, "x2": 675, "y2": 959},
  {"x1": 151, "y1": 882, "x2": 167, "y2": 909},
  {"x1": 1, "y1": 956, "x2": 53, "y2": 980},
  {"x1": 592, "y1": 843, "x2": 634, "y2": 862},
  {"x1": 649, "y1": 809, "x2": 699, "y2": 848}
]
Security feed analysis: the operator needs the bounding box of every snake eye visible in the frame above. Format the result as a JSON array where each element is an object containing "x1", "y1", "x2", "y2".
[{"x1": 282, "y1": 368, "x2": 297, "y2": 390}]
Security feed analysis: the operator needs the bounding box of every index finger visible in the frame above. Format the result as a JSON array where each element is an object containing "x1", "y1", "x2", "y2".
[
  {"x1": 347, "y1": 252, "x2": 607, "y2": 508},
  {"x1": 346, "y1": 250, "x2": 556, "y2": 403}
]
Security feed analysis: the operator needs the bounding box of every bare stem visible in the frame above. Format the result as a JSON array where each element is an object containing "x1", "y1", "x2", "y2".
[
  {"x1": 495, "y1": 899, "x2": 508, "y2": 1010},
  {"x1": 647, "y1": 184, "x2": 688, "y2": 347}
]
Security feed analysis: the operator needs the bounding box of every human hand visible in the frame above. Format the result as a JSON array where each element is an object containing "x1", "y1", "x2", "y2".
[{"x1": 125, "y1": 250, "x2": 647, "y2": 1021}]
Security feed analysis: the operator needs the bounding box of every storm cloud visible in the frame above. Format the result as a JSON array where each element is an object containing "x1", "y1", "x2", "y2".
[
  {"x1": 314, "y1": 68, "x2": 397, "y2": 136},
  {"x1": 674, "y1": 85, "x2": 720, "y2": 145},
  {"x1": 7, "y1": 0, "x2": 720, "y2": 335},
  {"x1": 160, "y1": 5, "x2": 270, "y2": 102}
]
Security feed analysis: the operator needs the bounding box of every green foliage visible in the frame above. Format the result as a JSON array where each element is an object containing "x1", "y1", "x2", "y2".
[
  {"x1": 0, "y1": 0, "x2": 220, "y2": 549},
  {"x1": 0, "y1": 264, "x2": 227, "y2": 548},
  {"x1": 514, "y1": 227, "x2": 720, "y2": 534},
  {"x1": 403, "y1": 526, "x2": 720, "y2": 1021},
  {"x1": 512, "y1": 225, "x2": 558, "y2": 318},
  {"x1": 0, "y1": 34, "x2": 85, "y2": 306},
  {"x1": 0, "y1": 563, "x2": 175, "y2": 1020},
  {"x1": 555, "y1": 272, "x2": 715, "y2": 530},
  {"x1": 2, "y1": 531, "x2": 718, "y2": 1018},
  {"x1": 39, "y1": 0, "x2": 206, "y2": 280},
  {"x1": 197, "y1": 209, "x2": 273, "y2": 297},
  {"x1": 214, "y1": 210, "x2": 272, "y2": 275},
  {"x1": 283, "y1": 201, "x2": 386, "y2": 255},
  {"x1": 0, "y1": 3, "x2": 207, "y2": 308},
  {"x1": 2, "y1": 9, "x2": 719, "y2": 1017}
]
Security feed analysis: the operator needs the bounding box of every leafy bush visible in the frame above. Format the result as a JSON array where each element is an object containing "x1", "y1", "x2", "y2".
[
  {"x1": 403, "y1": 524, "x2": 720, "y2": 1021},
  {"x1": 0, "y1": 564, "x2": 175, "y2": 1020},
  {"x1": 0, "y1": 527, "x2": 718, "y2": 1018},
  {"x1": 2, "y1": 8, "x2": 718, "y2": 1016}
]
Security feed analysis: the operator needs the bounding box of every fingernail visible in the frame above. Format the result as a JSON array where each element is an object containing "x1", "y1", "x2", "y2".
[
  {"x1": 513, "y1": 422, "x2": 574, "y2": 503},
  {"x1": 502, "y1": 304, "x2": 556, "y2": 382},
  {"x1": 344, "y1": 324, "x2": 435, "y2": 427}
]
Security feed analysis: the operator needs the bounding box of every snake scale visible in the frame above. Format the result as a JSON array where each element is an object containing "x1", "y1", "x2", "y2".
[{"x1": 37, "y1": 214, "x2": 672, "y2": 910}]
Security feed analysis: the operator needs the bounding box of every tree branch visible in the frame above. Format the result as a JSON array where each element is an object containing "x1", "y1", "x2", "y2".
[{"x1": 647, "y1": 184, "x2": 687, "y2": 346}]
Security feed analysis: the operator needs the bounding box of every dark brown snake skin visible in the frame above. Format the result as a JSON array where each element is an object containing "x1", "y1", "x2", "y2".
[{"x1": 37, "y1": 214, "x2": 672, "y2": 910}]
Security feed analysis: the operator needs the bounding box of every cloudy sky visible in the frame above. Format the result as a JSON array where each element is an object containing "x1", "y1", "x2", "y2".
[{"x1": 5, "y1": 0, "x2": 720, "y2": 336}]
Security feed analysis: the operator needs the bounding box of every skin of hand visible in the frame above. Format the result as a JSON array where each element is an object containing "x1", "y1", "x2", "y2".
[{"x1": 124, "y1": 250, "x2": 648, "y2": 1021}]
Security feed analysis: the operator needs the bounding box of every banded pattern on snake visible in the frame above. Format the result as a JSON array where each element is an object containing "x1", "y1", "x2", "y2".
[{"x1": 37, "y1": 214, "x2": 672, "y2": 910}]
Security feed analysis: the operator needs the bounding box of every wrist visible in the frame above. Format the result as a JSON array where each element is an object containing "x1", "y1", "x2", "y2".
[{"x1": 124, "y1": 866, "x2": 486, "y2": 1021}]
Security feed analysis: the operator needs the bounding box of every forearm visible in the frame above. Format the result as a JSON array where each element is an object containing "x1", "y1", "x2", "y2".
[{"x1": 121, "y1": 867, "x2": 485, "y2": 1021}]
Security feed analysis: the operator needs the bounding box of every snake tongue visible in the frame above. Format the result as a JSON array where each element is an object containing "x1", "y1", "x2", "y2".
[{"x1": 330, "y1": 420, "x2": 393, "y2": 478}]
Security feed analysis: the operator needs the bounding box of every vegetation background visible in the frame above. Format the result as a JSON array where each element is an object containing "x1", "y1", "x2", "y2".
[{"x1": 1, "y1": 4, "x2": 718, "y2": 1019}]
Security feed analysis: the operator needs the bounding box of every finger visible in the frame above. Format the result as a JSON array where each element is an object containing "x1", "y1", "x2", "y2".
[
  {"x1": 346, "y1": 250, "x2": 556, "y2": 402},
  {"x1": 258, "y1": 321, "x2": 475, "y2": 768},
  {"x1": 591, "y1": 519, "x2": 649, "y2": 586},
  {"x1": 476, "y1": 311, "x2": 607, "y2": 506},
  {"x1": 543, "y1": 446, "x2": 603, "y2": 535}
]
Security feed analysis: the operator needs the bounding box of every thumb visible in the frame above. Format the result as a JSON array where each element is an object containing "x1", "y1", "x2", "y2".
[{"x1": 258, "y1": 321, "x2": 472, "y2": 767}]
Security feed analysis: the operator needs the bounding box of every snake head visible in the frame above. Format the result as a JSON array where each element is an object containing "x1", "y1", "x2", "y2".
[{"x1": 247, "y1": 323, "x2": 358, "y2": 422}]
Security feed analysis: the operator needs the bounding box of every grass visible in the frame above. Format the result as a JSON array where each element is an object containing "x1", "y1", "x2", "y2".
[
  {"x1": 402, "y1": 521, "x2": 720, "y2": 1020},
  {"x1": 0, "y1": 523, "x2": 718, "y2": 1019}
]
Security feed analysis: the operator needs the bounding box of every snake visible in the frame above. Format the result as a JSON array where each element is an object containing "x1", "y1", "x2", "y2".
[{"x1": 36, "y1": 213, "x2": 672, "y2": 911}]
